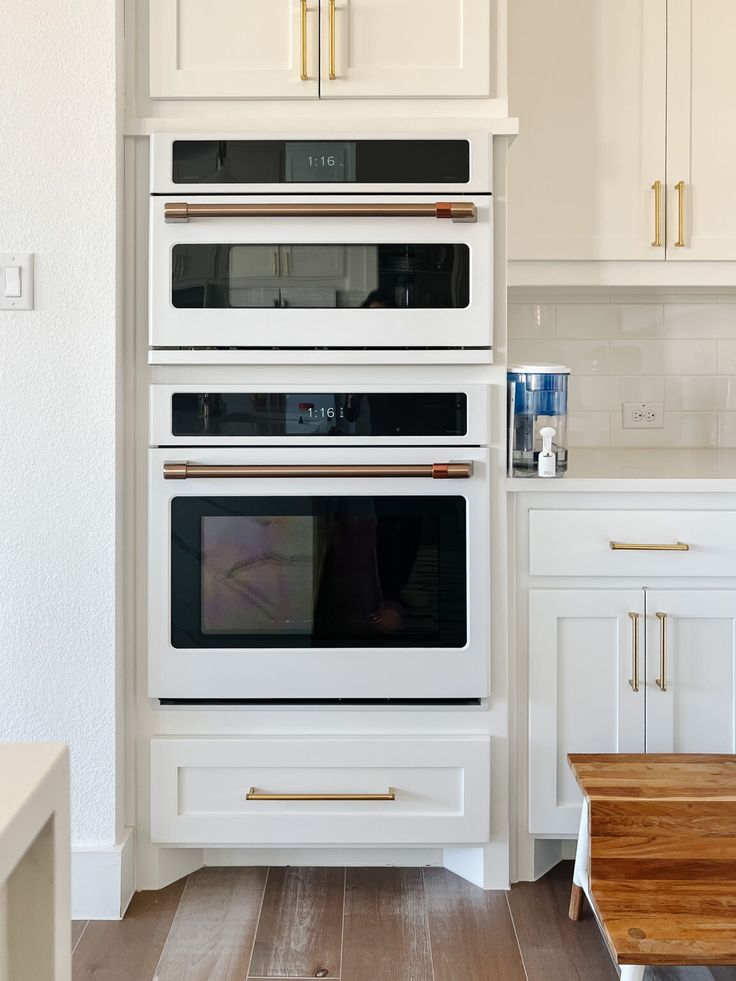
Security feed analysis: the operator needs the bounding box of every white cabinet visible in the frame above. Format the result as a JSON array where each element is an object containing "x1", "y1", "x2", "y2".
[
  {"x1": 509, "y1": 0, "x2": 736, "y2": 263},
  {"x1": 150, "y1": 0, "x2": 491, "y2": 100},
  {"x1": 645, "y1": 590, "x2": 736, "y2": 753},
  {"x1": 528, "y1": 589, "x2": 645, "y2": 834},
  {"x1": 666, "y1": 0, "x2": 736, "y2": 259}
]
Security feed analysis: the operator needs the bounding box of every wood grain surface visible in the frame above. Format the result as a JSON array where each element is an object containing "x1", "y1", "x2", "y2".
[
  {"x1": 248, "y1": 867, "x2": 344, "y2": 978},
  {"x1": 340, "y1": 868, "x2": 433, "y2": 981},
  {"x1": 153, "y1": 867, "x2": 267, "y2": 981}
]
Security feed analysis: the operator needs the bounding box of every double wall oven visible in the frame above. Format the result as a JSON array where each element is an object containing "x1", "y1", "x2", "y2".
[
  {"x1": 149, "y1": 134, "x2": 493, "y2": 359},
  {"x1": 148, "y1": 384, "x2": 491, "y2": 701}
]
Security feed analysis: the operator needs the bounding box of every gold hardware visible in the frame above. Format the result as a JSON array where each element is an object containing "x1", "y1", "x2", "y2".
[
  {"x1": 651, "y1": 180, "x2": 662, "y2": 248},
  {"x1": 164, "y1": 201, "x2": 477, "y2": 223},
  {"x1": 628, "y1": 612, "x2": 640, "y2": 692},
  {"x1": 163, "y1": 462, "x2": 473, "y2": 480},
  {"x1": 246, "y1": 787, "x2": 395, "y2": 801},
  {"x1": 610, "y1": 541, "x2": 689, "y2": 551},
  {"x1": 300, "y1": 0, "x2": 308, "y2": 80},
  {"x1": 656, "y1": 612, "x2": 668, "y2": 691},
  {"x1": 328, "y1": 0, "x2": 336, "y2": 79},
  {"x1": 675, "y1": 180, "x2": 686, "y2": 247}
]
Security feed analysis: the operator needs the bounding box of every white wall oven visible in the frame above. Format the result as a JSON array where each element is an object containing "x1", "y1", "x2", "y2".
[
  {"x1": 148, "y1": 384, "x2": 491, "y2": 701},
  {"x1": 149, "y1": 135, "x2": 493, "y2": 360}
]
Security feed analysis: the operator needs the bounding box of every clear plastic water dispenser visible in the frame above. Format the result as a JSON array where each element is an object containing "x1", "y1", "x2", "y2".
[{"x1": 508, "y1": 363, "x2": 570, "y2": 476}]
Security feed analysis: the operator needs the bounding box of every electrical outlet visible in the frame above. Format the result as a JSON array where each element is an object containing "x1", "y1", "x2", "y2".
[{"x1": 622, "y1": 402, "x2": 664, "y2": 429}]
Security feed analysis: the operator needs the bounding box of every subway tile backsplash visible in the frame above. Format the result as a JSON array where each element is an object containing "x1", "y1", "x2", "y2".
[{"x1": 508, "y1": 293, "x2": 736, "y2": 447}]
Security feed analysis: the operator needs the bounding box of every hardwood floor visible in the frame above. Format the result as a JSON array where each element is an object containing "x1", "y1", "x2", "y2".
[{"x1": 71, "y1": 862, "x2": 736, "y2": 981}]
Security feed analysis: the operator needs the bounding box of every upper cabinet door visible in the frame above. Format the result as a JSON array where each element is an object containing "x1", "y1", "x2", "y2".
[
  {"x1": 645, "y1": 590, "x2": 736, "y2": 754},
  {"x1": 508, "y1": 0, "x2": 667, "y2": 260},
  {"x1": 666, "y1": 0, "x2": 736, "y2": 259},
  {"x1": 319, "y1": 0, "x2": 492, "y2": 99},
  {"x1": 150, "y1": 0, "x2": 319, "y2": 99}
]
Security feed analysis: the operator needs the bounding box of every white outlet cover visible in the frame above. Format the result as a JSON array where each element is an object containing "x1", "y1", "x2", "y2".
[
  {"x1": 0, "y1": 253, "x2": 34, "y2": 310},
  {"x1": 622, "y1": 401, "x2": 663, "y2": 429}
]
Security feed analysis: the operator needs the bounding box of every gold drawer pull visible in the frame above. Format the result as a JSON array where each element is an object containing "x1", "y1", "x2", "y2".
[
  {"x1": 328, "y1": 0, "x2": 336, "y2": 79},
  {"x1": 628, "y1": 612, "x2": 640, "y2": 692},
  {"x1": 246, "y1": 787, "x2": 396, "y2": 801},
  {"x1": 299, "y1": 0, "x2": 308, "y2": 81},
  {"x1": 164, "y1": 201, "x2": 477, "y2": 223},
  {"x1": 655, "y1": 612, "x2": 668, "y2": 692},
  {"x1": 675, "y1": 180, "x2": 686, "y2": 248},
  {"x1": 651, "y1": 179, "x2": 663, "y2": 248},
  {"x1": 610, "y1": 541, "x2": 689, "y2": 551}
]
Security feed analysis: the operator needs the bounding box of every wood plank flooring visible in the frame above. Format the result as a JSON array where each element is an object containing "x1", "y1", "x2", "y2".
[{"x1": 71, "y1": 862, "x2": 736, "y2": 981}]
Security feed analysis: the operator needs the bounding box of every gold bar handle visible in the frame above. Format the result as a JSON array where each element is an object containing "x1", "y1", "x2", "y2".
[
  {"x1": 651, "y1": 180, "x2": 662, "y2": 247},
  {"x1": 656, "y1": 612, "x2": 668, "y2": 691},
  {"x1": 628, "y1": 612, "x2": 640, "y2": 692},
  {"x1": 164, "y1": 201, "x2": 477, "y2": 223},
  {"x1": 675, "y1": 180, "x2": 686, "y2": 247},
  {"x1": 328, "y1": 0, "x2": 336, "y2": 80},
  {"x1": 299, "y1": 0, "x2": 308, "y2": 80},
  {"x1": 610, "y1": 541, "x2": 689, "y2": 551},
  {"x1": 247, "y1": 787, "x2": 395, "y2": 801},
  {"x1": 164, "y1": 462, "x2": 473, "y2": 480}
]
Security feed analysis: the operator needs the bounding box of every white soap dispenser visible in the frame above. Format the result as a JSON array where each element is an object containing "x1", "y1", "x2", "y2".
[{"x1": 538, "y1": 426, "x2": 557, "y2": 478}]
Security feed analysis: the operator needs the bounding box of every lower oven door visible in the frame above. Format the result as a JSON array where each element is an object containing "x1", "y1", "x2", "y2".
[{"x1": 148, "y1": 446, "x2": 490, "y2": 700}]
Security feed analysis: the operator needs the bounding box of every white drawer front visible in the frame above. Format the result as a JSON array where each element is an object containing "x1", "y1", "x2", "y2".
[
  {"x1": 529, "y1": 508, "x2": 736, "y2": 577},
  {"x1": 151, "y1": 736, "x2": 490, "y2": 845}
]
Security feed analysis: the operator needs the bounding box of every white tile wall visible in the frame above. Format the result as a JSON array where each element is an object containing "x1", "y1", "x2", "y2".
[{"x1": 508, "y1": 294, "x2": 736, "y2": 447}]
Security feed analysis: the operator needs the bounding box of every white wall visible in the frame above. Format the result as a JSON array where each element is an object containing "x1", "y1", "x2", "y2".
[
  {"x1": 0, "y1": 0, "x2": 121, "y2": 854},
  {"x1": 509, "y1": 290, "x2": 736, "y2": 447}
]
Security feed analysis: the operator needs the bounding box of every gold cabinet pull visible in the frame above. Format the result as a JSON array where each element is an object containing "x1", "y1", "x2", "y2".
[
  {"x1": 164, "y1": 462, "x2": 473, "y2": 480},
  {"x1": 164, "y1": 201, "x2": 477, "y2": 223},
  {"x1": 610, "y1": 541, "x2": 689, "y2": 551},
  {"x1": 628, "y1": 612, "x2": 640, "y2": 692},
  {"x1": 655, "y1": 612, "x2": 668, "y2": 691},
  {"x1": 675, "y1": 180, "x2": 686, "y2": 247},
  {"x1": 247, "y1": 787, "x2": 395, "y2": 801},
  {"x1": 299, "y1": 0, "x2": 308, "y2": 80},
  {"x1": 328, "y1": 0, "x2": 336, "y2": 80},
  {"x1": 651, "y1": 180, "x2": 663, "y2": 248}
]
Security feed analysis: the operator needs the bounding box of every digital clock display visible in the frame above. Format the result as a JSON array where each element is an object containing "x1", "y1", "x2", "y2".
[{"x1": 285, "y1": 141, "x2": 356, "y2": 183}]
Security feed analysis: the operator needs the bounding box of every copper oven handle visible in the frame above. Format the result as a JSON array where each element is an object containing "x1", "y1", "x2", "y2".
[
  {"x1": 164, "y1": 463, "x2": 473, "y2": 480},
  {"x1": 246, "y1": 787, "x2": 395, "y2": 801},
  {"x1": 164, "y1": 201, "x2": 477, "y2": 223}
]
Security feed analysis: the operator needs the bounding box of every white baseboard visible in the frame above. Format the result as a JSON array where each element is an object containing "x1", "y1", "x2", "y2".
[{"x1": 72, "y1": 828, "x2": 135, "y2": 920}]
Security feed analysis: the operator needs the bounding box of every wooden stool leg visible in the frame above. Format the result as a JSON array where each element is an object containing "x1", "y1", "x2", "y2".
[
  {"x1": 569, "y1": 799, "x2": 589, "y2": 921},
  {"x1": 568, "y1": 883, "x2": 584, "y2": 921},
  {"x1": 619, "y1": 966, "x2": 646, "y2": 981}
]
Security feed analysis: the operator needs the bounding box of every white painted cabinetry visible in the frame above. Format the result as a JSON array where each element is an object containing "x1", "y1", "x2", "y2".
[
  {"x1": 509, "y1": 0, "x2": 736, "y2": 264},
  {"x1": 150, "y1": 0, "x2": 492, "y2": 100}
]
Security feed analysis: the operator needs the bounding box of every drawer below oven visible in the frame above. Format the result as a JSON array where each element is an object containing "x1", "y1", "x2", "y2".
[{"x1": 151, "y1": 735, "x2": 490, "y2": 845}]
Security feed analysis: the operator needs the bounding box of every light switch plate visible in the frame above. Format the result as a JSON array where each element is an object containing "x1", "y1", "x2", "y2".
[{"x1": 0, "y1": 253, "x2": 34, "y2": 310}]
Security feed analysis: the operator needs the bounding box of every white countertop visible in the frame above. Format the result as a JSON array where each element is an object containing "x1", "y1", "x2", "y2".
[{"x1": 506, "y1": 448, "x2": 736, "y2": 492}]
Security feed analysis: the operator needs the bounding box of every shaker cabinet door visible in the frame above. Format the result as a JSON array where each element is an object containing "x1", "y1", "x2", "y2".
[
  {"x1": 320, "y1": 0, "x2": 492, "y2": 99},
  {"x1": 508, "y1": 0, "x2": 667, "y2": 260},
  {"x1": 645, "y1": 590, "x2": 736, "y2": 753},
  {"x1": 528, "y1": 589, "x2": 645, "y2": 835},
  {"x1": 666, "y1": 0, "x2": 736, "y2": 259},
  {"x1": 150, "y1": 0, "x2": 319, "y2": 99}
]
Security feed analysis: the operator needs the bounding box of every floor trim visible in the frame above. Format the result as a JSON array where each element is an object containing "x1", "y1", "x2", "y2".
[{"x1": 72, "y1": 827, "x2": 135, "y2": 919}]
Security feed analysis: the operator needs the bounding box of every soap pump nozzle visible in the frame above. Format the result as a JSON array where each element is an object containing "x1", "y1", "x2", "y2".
[{"x1": 538, "y1": 426, "x2": 557, "y2": 478}]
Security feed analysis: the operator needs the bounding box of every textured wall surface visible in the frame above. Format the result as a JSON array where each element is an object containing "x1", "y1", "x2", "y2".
[{"x1": 0, "y1": 0, "x2": 119, "y2": 844}]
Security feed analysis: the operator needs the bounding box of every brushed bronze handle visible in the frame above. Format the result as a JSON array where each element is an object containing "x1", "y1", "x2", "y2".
[
  {"x1": 247, "y1": 787, "x2": 396, "y2": 801},
  {"x1": 656, "y1": 612, "x2": 668, "y2": 691},
  {"x1": 628, "y1": 612, "x2": 640, "y2": 692},
  {"x1": 164, "y1": 462, "x2": 473, "y2": 480},
  {"x1": 651, "y1": 180, "x2": 662, "y2": 247},
  {"x1": 300, "y1": 0, "x2": 309, "y2": 80},
  {"x1": 675, "y1": 180, "x2": 686, "y2": 247},
  {"x1": 328, "y1": 0, "x2": 336, "y2": 79},
  {"x1": 164, "y1": 201, "x2": 477, "y2": 223},
  {"x1": 610, "y1": 541, "x2": 689, "y2": 551}
]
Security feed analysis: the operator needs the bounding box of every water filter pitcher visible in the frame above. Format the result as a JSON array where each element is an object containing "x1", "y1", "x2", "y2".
[{"x1": 508, "y1": 364, "x2": 570, "y2": 476}]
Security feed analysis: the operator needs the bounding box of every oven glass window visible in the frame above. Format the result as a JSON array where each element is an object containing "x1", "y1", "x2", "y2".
[
  {"x1": 171, "y1": 496, "x2": 467, "y2": 649},
  {"x1": 171, "y1": 393, "x2": 468, "y2": 438},
  {"x1": 171, "y1": 244, "x2": 470, "y2": 309}
]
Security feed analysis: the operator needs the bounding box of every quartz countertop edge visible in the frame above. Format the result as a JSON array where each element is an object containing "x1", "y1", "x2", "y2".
[{"x1": 506, "y1": 448, "x2": 736, "y2": 492}]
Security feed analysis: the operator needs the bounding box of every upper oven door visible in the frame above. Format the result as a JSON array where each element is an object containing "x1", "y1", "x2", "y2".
[
  {"x1": 148, "y1": 446, "x2": 490, "y2": 700},
  {"x1": 149, "y1": 194, "x2": 492, "y2": 351}
]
